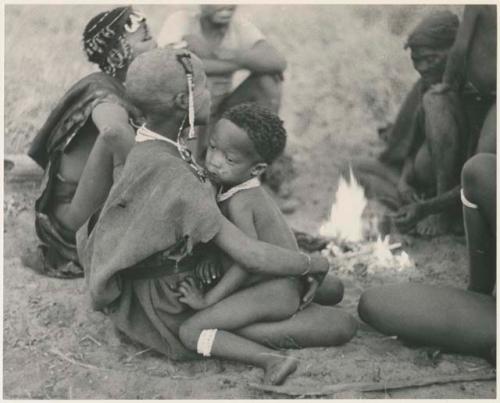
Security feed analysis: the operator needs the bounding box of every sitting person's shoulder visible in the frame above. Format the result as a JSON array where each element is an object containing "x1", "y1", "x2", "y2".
[{"x1": 226, "y1": 187, "x2": 266, "y2": 213}]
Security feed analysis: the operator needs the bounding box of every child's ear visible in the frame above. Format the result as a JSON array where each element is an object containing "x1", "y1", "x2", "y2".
[
  {"x1": 174, "y1": 92, "x2": 188, "y2": 110},
  {"x1": 251, "y1": 162, "x2": 267, "y2": 177}
]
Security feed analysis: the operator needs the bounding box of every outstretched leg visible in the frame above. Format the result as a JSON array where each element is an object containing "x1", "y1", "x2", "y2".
[
  {"x1": 358, "y1": 283, "x2": 495, "y2": 360},
  {"x1": 461, "y1": 153, "x2": 496, "y2": 294},
  {"x1": 178, "y1": 278, "x2": 301, "y2": 385}
]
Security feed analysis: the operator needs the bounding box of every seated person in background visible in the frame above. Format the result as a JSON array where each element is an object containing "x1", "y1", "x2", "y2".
[
  {"x1": 27, "y1": 7, "x2": 156, "y2": 277},
  {"x1": 177, "y1": 103, "x2": 346, "y2": 384},
  {"x1": 157, "y1": 5, "x2": 287, "y2": 164},
  {"x1": 358, "y1": 153, "x2": 496, "y2": 364},
  {"x1": 353, "y1": 11, "x2": 465, "y2": 237}
]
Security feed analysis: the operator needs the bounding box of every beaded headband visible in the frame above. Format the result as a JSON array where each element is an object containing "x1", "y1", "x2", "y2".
[{"x1": 83, "y1": 7, "x2": 145, "y2": 76}]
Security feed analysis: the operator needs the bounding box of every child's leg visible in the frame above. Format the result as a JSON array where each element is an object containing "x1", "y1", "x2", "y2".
[
  {"x1": 178, "y1": 278, "x2": 301, "y2": 384},
  {"x1": 358, "y1": 283, "x2": 496, "y2": 359},
  {"x1": 218, "y1": 73, "x2": 283, "y2": 114},
  {"x1": 461, "y1": 153, "x2": 496, "y2": 294},
  {"x1": 236, "y1": 303, "x2": 357, "y2": 349}
]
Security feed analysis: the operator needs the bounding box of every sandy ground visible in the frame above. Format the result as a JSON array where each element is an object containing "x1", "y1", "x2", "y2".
[
  {"x1": 4, "y1": 4, "x2": 496, "y2": 399},
  {"x1": 4, "y1": 150, "x2": 495, "y2": 399}
]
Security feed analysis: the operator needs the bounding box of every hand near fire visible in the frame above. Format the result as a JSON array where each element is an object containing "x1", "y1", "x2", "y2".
[{"x1": 393, "y1": 203, "x2": 423, "y2": 232}]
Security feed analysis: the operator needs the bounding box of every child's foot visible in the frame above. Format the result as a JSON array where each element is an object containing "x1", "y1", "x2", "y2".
[
  {"x1": 416, "y1": 213, "x2": 451, "y2": 237},
  {"x1": 263, "y1": 354, "x2": 298, "y2": 385}
]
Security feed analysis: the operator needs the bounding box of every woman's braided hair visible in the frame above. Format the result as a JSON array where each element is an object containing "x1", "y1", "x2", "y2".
[
  {"x1": 82, "y1": 6, "x2": 133, "y2": 76},
  {"x1": 222, "y1": 103, "x2": 286, "y2": 164}
]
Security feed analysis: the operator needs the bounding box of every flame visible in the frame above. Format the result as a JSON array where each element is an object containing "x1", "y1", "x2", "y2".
[{"x1": 319, "y1": 167, "x2": 367, "y2": 242}]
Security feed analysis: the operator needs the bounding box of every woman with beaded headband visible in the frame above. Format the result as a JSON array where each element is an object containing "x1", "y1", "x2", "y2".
[
  {"x1": 77, "y1": 48, "x2": 356, "y2": 377},
  {"x1": 27, "y1": 6, "x2": 156, "y2": 278}
]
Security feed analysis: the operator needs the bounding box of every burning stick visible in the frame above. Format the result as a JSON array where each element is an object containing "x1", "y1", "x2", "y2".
[{"x1": 336, "y1": 242, "x2": 402, "y2": 259}]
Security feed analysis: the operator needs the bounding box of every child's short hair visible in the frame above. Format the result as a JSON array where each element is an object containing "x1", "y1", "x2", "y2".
[{"x1": 222, "y1": 103, "x2": 286, "y2": 164}]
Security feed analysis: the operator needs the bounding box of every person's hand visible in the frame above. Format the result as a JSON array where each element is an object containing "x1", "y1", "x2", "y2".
[
  {"x1": 195, "y1": 257, "x2": 222, "y2": 288},
  {"x1": 397, "y1": 180, "x2": 420, "y2": 204},
  {"x1": 393, "y1": 203, "x2": 423, "y2": 233},
  {"x1": 430, "y1": 82, "x2": 451, "y2": 94},
  {"x1": 299, "y1": 275, "x2": 319, "y2": 310},
  {"x1": 178, "y1": 277, "x2": 209, "y2": 310},
  {"x1": 183, "y1": 34, "x2": 213, "y2": 58}
]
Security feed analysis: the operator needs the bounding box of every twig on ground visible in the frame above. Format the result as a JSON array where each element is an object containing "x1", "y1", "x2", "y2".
[
  {"x1": 80, "y1": 334, "x2": 102, "y2": 346},
  {"x1": 49, "y1": 347, "x2": 105, "y2": 371},
  {"x1": 249, "y1": 370, "x2": 496, "y2": 397},
  {"x1": 125, "y1": 347, "x2": 152, "y2": 363}
]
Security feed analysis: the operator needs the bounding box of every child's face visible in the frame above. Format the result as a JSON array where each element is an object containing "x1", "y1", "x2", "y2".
[{"x1": 205, "y1": 119, "x2": 264, "y2": 187}]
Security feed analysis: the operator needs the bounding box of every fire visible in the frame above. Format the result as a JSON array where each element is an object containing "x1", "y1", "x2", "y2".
[
  {"x1": 319, "y1": 167, "x2": 415, "y2": 274},
  {"x1": 319, "y1": 167, "x2": 367, "y2": 242}
]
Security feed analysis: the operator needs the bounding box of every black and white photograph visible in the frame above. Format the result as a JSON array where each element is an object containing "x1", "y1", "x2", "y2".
[{"x1": 3, "y1": 3, "x2": 497, "y2": 399}]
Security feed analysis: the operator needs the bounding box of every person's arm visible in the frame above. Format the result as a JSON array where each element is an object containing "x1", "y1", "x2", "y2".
[
  {"x1": 215, "y1": 40, "x2": 287, "y2": 74},
  {"x1": 91, "y1": 102, "x2": 136, "y2": 166},
  {"x1": 199, "y1": 204, "x2": 258, "y2": 307},
  {"x1": 442, "y1": 6, "x2": 480, "y2": 89},
  {"x1": 394, "y1": 186, "x2": 460, "y2": 232},
  {"x1": 214, "y1": 217, "x2": 328, "y2": 276}
]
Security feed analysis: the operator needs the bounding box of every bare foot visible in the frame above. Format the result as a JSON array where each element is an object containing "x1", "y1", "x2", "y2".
[
  {"x1": 416, "y1": 214, "x2": 451, "y2": 237},
  {"x1": 263, "y1": 354, "x2": 298, "y2": 385}
]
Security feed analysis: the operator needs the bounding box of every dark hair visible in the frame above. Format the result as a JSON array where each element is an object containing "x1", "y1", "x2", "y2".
[
  {"x1": 82, "y1": 6, "x2": 133, "y2": 76},
  {"x1": 222, "y1": 103, "x2": 286, "y2": 164}
]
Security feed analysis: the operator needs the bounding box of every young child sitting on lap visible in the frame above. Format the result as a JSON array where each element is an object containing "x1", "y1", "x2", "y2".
[{"x1": 177, "y1": 103, "x2": 317, "y2": 384}]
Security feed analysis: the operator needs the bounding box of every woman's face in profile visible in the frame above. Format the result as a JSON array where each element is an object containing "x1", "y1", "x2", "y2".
[{"x1": 124, "y1": 12, "x2": 157, "y2": 58}]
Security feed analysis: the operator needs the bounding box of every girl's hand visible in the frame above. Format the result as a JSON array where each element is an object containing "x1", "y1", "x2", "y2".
[
  {"x1": 299, "y1": 276, "x2": 319, "y2": 310},
  {"x1": 178, "y1": 277, "x2": 209, "y2": 310},
  {"x1": 195, "y1": 257, "x2": 222, "y2": 287}
]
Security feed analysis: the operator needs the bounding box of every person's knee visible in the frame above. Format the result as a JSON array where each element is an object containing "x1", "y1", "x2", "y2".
[
  {"x1": 322, "y1": 309, "x2": 358, "y2": 345},
  {"x1": 178, "y1": 320, "x2": 201, "y2": 351},
  {"x1": 252, "y1": 74, "x2": 283, "y2": 112},
  {"x1": 461, "y1": 154, "x2": 492, "y2": 202},
  {"x1": 358, "y1": 288, "x2": 381, "y2": 326},
  {"x1": 315, "y1": 275, "x2": 344, "y2": 306}
]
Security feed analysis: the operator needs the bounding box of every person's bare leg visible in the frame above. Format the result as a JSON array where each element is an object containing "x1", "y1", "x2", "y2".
[
  {"x1": 358, "y1": 283, "x2": 495, "y2": 359},
  {"x1": 178, "y1": 278, "x2": 301, "y2": 385},
  {"x1": 462, "y1": 153, "x2": 496, "y2": 295},
  {"x1": 416, "y1": 91, "x2": 463, "y2": 236},
  {"x1": 236, "y1": 303, "x2": 357, "y2": 349}
]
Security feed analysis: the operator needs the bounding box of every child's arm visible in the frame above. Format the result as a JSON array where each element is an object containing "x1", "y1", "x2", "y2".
[{"x1": 179, "y1": 201, "x2": 258, "y2": 310}]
